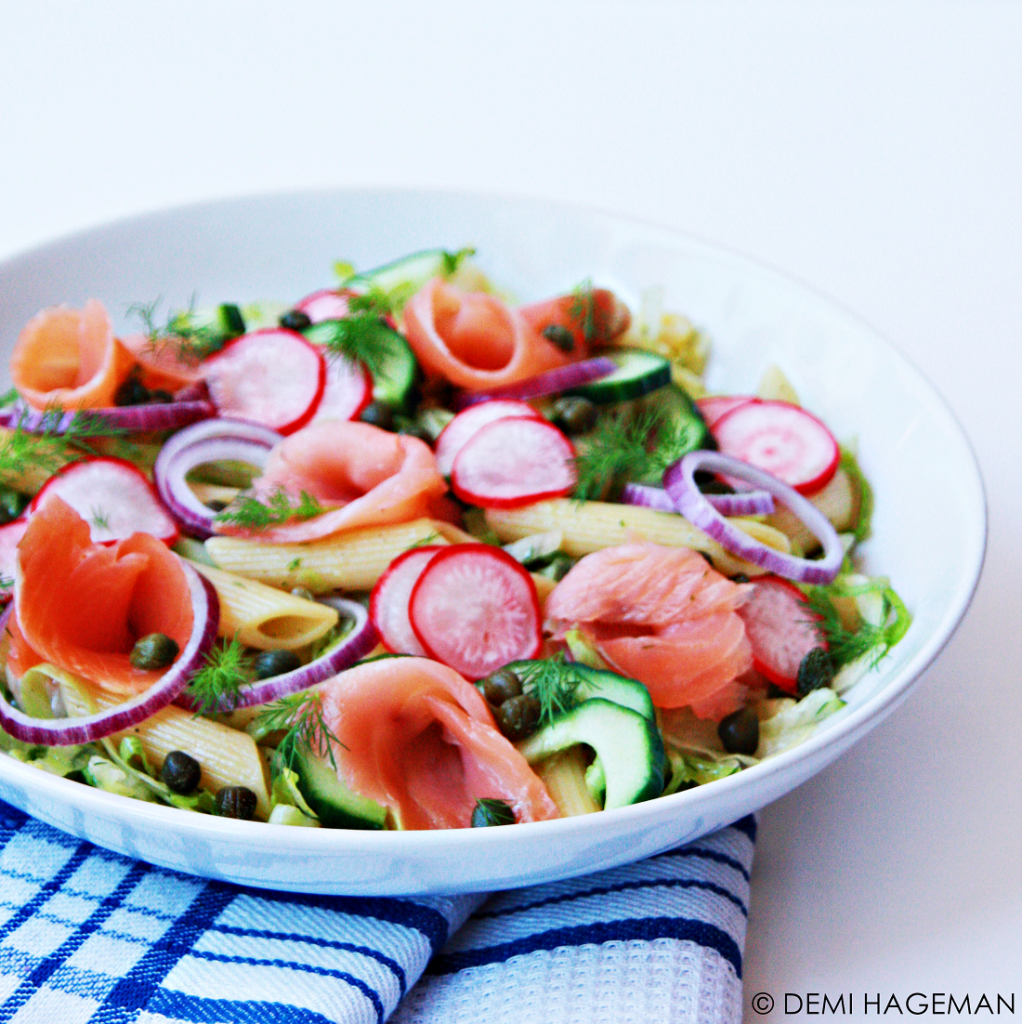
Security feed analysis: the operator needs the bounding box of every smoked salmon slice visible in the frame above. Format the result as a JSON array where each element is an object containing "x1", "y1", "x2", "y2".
[
  {"x1": 319, "y1": 657, "x2": 559, "y2": 830},
  {"x1": 402, "y1": 279, "x2": 573, "y2": 391},
  {"x1": 9, "y1": 496, "x2": 194, "y2": 695},
  {"x1": 119, "y1": 332, "x2": 204, "y2": 391},
  {"x1": 214, "y1": 420, "x2": 449, "y2": 543},
  {"x1": 11, "y1": 300, "x2": 136, "y2": 410},
  {"x1": 545, "y1": 543, "x2": 753, "y2": 715}
]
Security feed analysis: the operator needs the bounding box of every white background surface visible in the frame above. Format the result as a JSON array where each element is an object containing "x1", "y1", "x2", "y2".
[{"x1": 1, "y1": 2, "x2": 1019, "y2": 1018}]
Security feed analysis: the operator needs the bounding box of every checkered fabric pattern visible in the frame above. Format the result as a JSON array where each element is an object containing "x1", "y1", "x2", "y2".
[{"x1": 0, "y1": 800, "x2": 754, "y2": 1024}]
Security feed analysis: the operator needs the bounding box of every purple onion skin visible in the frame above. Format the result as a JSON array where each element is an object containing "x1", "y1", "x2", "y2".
[
  {"x1": 452, "y1": 357, "x2": 617, "y2": 410},
  {"x1": 0, "y1": 399, "x2": 215, "y2": 435},
  {"x1": 0, "y1": 571, "x2": 220, "y2": 746},
  {"x1": 175, "y1": 598, "x2": 379, "y2": 713},
  {"x1": 622, "y1": 482, "x2": 775, "y2": 517},
  {"x1": 663, "y1": 451, "x2": 843, "y2": 585}
]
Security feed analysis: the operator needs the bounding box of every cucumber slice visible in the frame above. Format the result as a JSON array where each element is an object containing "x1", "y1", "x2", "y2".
[
  {"x1": 302, "y1": 320, "x2": 419, "y2": 409},
  {"x1": 504, "y1": 660, "x2": 655, "y2": 721},
  {"x1": 566, "y1": 350, "x2": 671, "y2": 404},
  {"x1": 168, "y1": 303, "x2": 246, "y2": 347},
  {"x1": 516, "y1": 699, "x2": 666, "y2": 809},
  {"x1": 346, "y1": 247, "x2": 475, "y2": 297},
  {"x1": 290, "y1": 747, "x2": 387, "y2": 830},
  {"x1": 655, "y1": 384, "x2": 713, "y2": 452}
]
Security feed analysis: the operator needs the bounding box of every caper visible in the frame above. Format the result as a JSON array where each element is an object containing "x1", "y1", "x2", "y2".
[
  {"x1": 129, "y1": 633, "x2": 180, "y2": 670},
  {"x1": 0, "y1": 487, "x2": 27, "y2": 526},
  {"x1": 796, "y1": 647, "x2": 835, "y2": 697},
  {"x1": 279, "y1": 309, "x2": 312, "y2": 331},
  {"x1": 717, "y1": 708, "x2": 760, "y2": 756},
  {"x1": 359, "y1": 401, "x2": 395, "y2": 431},
  {"x1": 160, "y1": 750, "x2": 201, "y2": 795},
  {"x1": 478, "y1": 668, "x2": 523, "y2": 707},
  {"x1": 471, "y1": 797, "x2": 516, "y2": 827},
  {"x1": 551, "y1": 396, "x2": 597, "y2": 435},
  {"x1": 397, "y1": 423, "x2": 432, "y2": 444},
  {"x1": 495, "y1": 693, "x2": 541, "y2": 741},
  {"x1": 541, "y1": 323, "x2": 576, "y2": 354},
  {"x1": 214, "y1": 786, "x2": 257, "y2": 819},
  {"x1": 148, "y1": 389, "x2": 174, "y2": 404},
  {"x1": 253, "y1": 649, "x2": 302, "y2": 679},
  {"x1": 114, "y1": 375, "x2": 151, "y2": 407},
  {"x1": 206, "y1": 499, "x2": 228, "y2": 513}
]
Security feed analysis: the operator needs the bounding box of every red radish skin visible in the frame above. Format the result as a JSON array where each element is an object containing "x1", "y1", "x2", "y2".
[
  {"x1": 434, "y1": 400, "x2": 542, "y2": 476},
  {"x1": 202, "y1": 329, "x2": 326, "y2": 435},
  {"x1": 736, "y1": 576, "x2": 827, "y2": 692},
  {"x1": 370, "y1": 546, "x2": 444, "y2": 656},
  {"x1": 311, "y1": 354, "x2": 373, "y2": 423},
  {"x1": 711, "y1": 399, "x2": 840, "y2": 495},
  {"x1": 696, "y1": 395, "x2": 756, "y2": 429},
  {"x1": 29, "y1": 457, "x2": 179, "y2": 546},
  {"x1": 450, "y1": 417, "x2": 577, "y2": 508},
  {"x1": 409, "y1": 545, "x2": 542, "y2": 679},
  {"x1": 294, "y1": 289, "x2": 354, "y2": 324}
]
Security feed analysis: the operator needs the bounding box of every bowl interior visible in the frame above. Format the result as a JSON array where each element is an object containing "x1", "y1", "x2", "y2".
[{"x1": 0, "y1": 190, "x2": 985, "y2": 894}]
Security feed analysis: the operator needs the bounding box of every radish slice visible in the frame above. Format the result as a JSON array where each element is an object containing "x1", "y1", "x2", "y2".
[
  {"x1": 0, "y1": 569, "x2": 219, "y2": 745},
  {"x1": 663, "y1": 450, "x2": 844, "y2": 584},
  {"x1": 29, "y1": 457, "x2": 178, "y2": 545},
  {"x1": 176, "y1": 597, "x2": 377, "y2": 712},
  {"x1": 737, "y1": 576, "x2": 827, "y2": 692},
  {"x1": 696, "y1": 395, "x2": 756, "y2": 429},
  {"x1": 369, "y1": 546, "x2": 444, "y2": 655},
  {"x1": 294, "y1": 288, "x2": 353, "y2": 324},
  {"x1": 452, "y1": 357, "x2": 617, "y2": 410},
  {"x1": 0, "y1": 519, "x2": 28, "y2": 601},
  {"x1": 711, "y1": 399, "x2": 839, "y2": 495},
  {"x1": 450, "y1": 417, "x2": 577, "y2": 508},
  {"x1": 434, "y1": 400, "x2": 542, "y2": 476},
  {"x1": 622, "y1": 482, "x2": 775, "y2": 517},
  {"x1": 409, "y1": 545, "x2": 542, "y2": 679},
  {"x1": 310, "y1": 354, "x2": 373, "y2": 423},
  {"x1": 202, "y1": 329, "x2": 326, "y2": 434}
]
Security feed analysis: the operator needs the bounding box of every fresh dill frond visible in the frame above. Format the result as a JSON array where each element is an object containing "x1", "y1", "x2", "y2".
[
  {"x1": 569, "y1": 278, "x2": 597, "y2": 344},
  {"x1": 0, "y1": 388, "x2": 19, "y2": 409},
  {"x1": 256, "y1": 691, "x2": 342, "y2": 772},
  {"x1": 185, "y1": 636, "x2": 253, "y2": 715},
  {"x1": 572, "y1": 405, "x2": 703, "y2": 501},
  {"x1": 802, "y1": 586, "x2": 899, "y2": 668},
  {"x1": 127, "y1": 296, "x2": 231, "y2": 363},
  {"x1": 320, "y1": 314, "x2": 398, "y2": 379},
  {"x1": 516, "y1": 654, "x2": 588, "y2": 726},
  {"x1": 215, "y1": 489, "x2": 325, "y2": 531},
  {"x1": 91, "y1": 507, "x2": 110, "y2": 530},
  {"x1": 0, "y1": 577, "x2": 12, "y2": 592}
]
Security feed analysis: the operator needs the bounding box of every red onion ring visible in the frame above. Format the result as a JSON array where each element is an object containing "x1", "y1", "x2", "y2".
[
  {"x1": 452, "y1": 357, "x2": 617, "y2": 410},
  {"x1": 622, "y1": 481, "x2": 775, "y2": 517},
  {"x1": 662, "y1": 451, "x2": 844, "y2": 584},
  {"x1": 176, "y1": 597, "x2": 377, "y2": 712},
  {"x1": 0, "y1": 565, "x2": 220, "y2": 745},
  {"x1": 153, "y1": 419, "x2": 284, "y2": 539},
  {"x1": 0, "y1": 399, "x2": 215, "y2": 434}
]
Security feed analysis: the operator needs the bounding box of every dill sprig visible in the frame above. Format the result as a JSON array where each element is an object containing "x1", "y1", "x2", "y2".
[
  {"x1": 516, "y1": 654, "x2": 588, "y2": 726},
  {"x1": 215, "y1": 489, "x2": 325, "y2": 531},
  {"x1": 569, "y1": 278, "x2": 597, "y2": 344},
  {"x1": 802, "y1": 582, "x2": 910, "y2": 668},
  {"x1": 319, "y1": 314, "x2": 400, "y2": 379},
  {"x1": 256, "y1": 691, "x2": 342, "y2": 772},
  {"x1": 185, "y1": 636, "x2": 253, "y2": 715},
  {"x1": 127, "y1": 297, "x2": 232, "y2": 363},
  {"x1": 572, "y1": 405, "x2": 703, "y2": 501},
  {"x1": 0, "y1": 403, "x2": 127, "y2": 481}
]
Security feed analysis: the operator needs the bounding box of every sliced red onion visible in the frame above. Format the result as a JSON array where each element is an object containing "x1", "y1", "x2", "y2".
[
  {"x1": 177, "y1": 597, "x2": 377, "y2": 712},
  {"x1": 0, "y1": 398, "x2": 214, "y2": 434},
  {"x1": 622, "y1": 481, "x2": 775, "y2": 517},
  {"x1": 153, "y1": 419, "x2": 283, "y2": 539},
  {"x1": 452, "y1": 357, "x2": 617, "y2": 410},
  {"x1": 662, "y1": 451, "x2": 843, "y2": 584},
  {"x1": 0, "y1": 566, "x2": 220, "y2": 745}
]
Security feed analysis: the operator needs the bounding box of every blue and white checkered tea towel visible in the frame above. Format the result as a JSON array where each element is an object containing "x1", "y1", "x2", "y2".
[{"x1": 0, "y1": 801, "x2": 754, "y2": 1024}]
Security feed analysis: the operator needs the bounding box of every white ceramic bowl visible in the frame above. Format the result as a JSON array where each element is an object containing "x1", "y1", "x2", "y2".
[{"x1": 0, "y1": 189, "x2": 985, "y2": 895}]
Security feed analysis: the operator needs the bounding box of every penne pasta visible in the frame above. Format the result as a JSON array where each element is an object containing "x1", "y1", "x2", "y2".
[
  {"x1": 485, "y1": 499, "x2": 790, "y2": 578},
  {"x1": 204, "y1": 517, "x2": 477, "y2": 593},
  {"x1": 185, "y1": 561, "x2": 339, "y2": 651}
]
